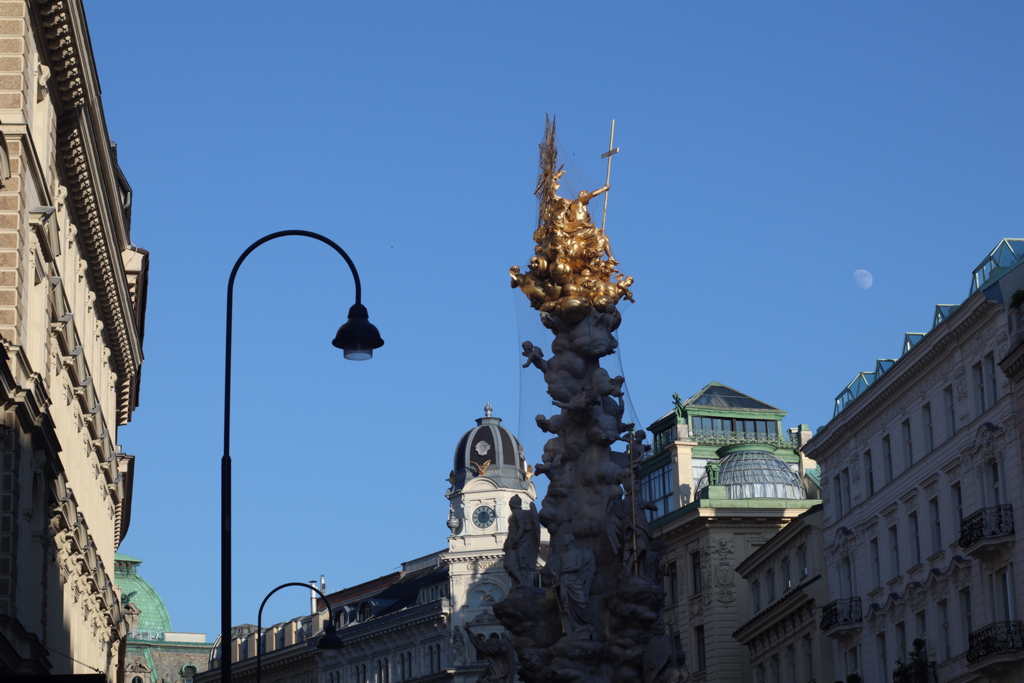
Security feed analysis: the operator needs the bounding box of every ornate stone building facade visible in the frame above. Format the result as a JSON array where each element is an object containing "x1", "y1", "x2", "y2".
[
  {"x1": 638, "y1": 384, "x2": 820, "y2": 681},
  {"x1": 733, "y1": 505, "x2": 836, "y2": 683},
  {"x1": 0, "y1": 0, "x2": 146, "y2": 678},
  {"x1": 803, "y1": 238, "x2": 1024, "y2": 682},
  {"x1": 200, "y1": 407, "x2": 541, "y2": 683}
]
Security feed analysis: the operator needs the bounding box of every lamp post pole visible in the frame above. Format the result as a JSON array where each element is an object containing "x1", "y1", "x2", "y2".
[
  {"x1": 221, "y1": 230, "x2": 382, "y2": 683},
  {"x1": 256, "y1": 582, "x2": 344, "y2": 683}
]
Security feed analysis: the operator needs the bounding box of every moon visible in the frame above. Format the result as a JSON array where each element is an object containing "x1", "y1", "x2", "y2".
[{"x1": 853, "y1": 269, "x2": 873, "y2": 290}]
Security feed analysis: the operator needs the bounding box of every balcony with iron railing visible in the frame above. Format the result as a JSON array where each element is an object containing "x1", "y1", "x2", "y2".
[
  {"x1": 967, "y1": 621, "x2": 1024, "y2": 671},
  {"x1": 892, "y1": 661, "x2": 937, "y2": 683},
  {"x1": 820, "y1": 597, "x2": 861, "y2": 635},
  {"x1": 958, "y1": 504, "x2": 1014, "y2": 558}
]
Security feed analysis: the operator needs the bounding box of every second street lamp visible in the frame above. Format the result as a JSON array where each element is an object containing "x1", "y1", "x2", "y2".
[
  {"x1": 220, "y1": 230, "x2": 382, "y2": 683},
  {"x1": 255, "y1": 582, "x2": 344, "y2": 683}
]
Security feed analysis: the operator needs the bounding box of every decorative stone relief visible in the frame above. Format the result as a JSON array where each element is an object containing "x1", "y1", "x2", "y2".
[
  {"x1": 954, "y1": 367, "x2": 967, "y2": 402},
  {"x1": 952, "y1": 563, "x2": 971, "y2": 590}
]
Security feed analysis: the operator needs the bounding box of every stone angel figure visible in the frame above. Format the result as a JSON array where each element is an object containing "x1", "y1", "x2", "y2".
[
  {"x1": 503, "y1": 495, "x2": 541, "y2": 594},
  {"x1": 464, "y1": 626, "x2": 517, "y2": 683}
]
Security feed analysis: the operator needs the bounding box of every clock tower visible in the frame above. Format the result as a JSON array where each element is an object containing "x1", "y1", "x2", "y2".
[{"x1": 443, "y1": 404, "x2": 541, "y2": 678}]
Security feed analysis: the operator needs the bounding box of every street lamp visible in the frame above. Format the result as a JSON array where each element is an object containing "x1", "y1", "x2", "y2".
[
  {"x1": 256, "y1": 582, "x2": 344, "y2": 683},
  {"x1": 221, "y1": 230, "x2": 382, "y2": 683}
]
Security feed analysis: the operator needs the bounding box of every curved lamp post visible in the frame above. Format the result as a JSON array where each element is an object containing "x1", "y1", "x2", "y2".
[
  {"x1": 256, "y1": 582, "x2": 344, "y2": 683},
  {"x1": 221, "y1": 231, "x2": 382, "y2": 683}
]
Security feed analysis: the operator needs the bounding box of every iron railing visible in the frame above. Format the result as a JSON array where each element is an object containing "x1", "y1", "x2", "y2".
[
  {"x1": 967, "y1": 620, "x2": 1024, "y2": 663},
  {"x1": 892, "y1": 661, "x2": 937, "y2": 683},
  {"x1": 958, "y1": 504, "x2": 1014, "y2": 549},
  {"x1": 820, "y1": 597, "x2": 862, "y2": 631},
  {"x1": 689, "y1": 429, "x2": 799, "y2": 449}
]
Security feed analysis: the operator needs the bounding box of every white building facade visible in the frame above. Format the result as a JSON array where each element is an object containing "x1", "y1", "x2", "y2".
[{"x1": 804, "y1": 239, "x2": 1024, "y2": 682}]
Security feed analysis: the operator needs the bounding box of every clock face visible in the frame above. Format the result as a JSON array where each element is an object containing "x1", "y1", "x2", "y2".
[{"x1": 472, "y1": 505, "x2": 496, "y2": 529}]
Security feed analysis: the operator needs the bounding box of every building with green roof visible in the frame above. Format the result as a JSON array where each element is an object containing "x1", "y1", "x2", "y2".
[
  {"x1": 114, "y1": 554, "x2": 212, "y2": 683},
  {"x1": 636, "y1": 382, "x2": 822, "y2": 681}
]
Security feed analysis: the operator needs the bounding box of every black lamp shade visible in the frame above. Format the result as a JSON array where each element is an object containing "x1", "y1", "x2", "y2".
[
  {"x1": 332, "y1": 303, "x2": 384, "y2": 360},
  {"x1": 317, "y1": 622, "x2": 345, "y2": 650}
]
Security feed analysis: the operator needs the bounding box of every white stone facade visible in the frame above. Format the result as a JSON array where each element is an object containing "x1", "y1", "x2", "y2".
[
  {"x1": 0, "y1": 0, "x2": 146, "y2": 678},
  {"x1": 804, "y1": 245, "x2": 1024, "y2": 683}
]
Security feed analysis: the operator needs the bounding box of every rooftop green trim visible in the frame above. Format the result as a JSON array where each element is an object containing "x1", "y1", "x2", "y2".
[
  {"x1": 971, "y1": 238, "x2": 1024, "y2": 294},
  {"x1": 833, "y1": 238, "x2": 1022, "y2": 419}
]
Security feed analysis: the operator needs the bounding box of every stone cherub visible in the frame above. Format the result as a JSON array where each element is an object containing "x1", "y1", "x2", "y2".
[{"x1": 464, "y1": 626, "x2": 517, "y2": 683}]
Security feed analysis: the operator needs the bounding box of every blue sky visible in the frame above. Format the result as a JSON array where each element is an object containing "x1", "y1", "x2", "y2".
[{"x1": 84, "y1": 2, "x2": 1024, "y2": 638}]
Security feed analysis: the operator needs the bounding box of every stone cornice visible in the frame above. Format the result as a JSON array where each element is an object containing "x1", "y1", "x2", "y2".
[
  {"x1": 807, "y1": 298, "x2": 996, "y2": 457},
  {"x1": 36, "y1": 0, "x2": 144, "y2": 425}
]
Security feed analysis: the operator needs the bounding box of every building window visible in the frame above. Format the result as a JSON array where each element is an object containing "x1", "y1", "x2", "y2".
[
  {"x1": 869, "y1": 538, "x2": 880, "y2": 588},
  {"x1": 943, "y1": 385, "x2": 956, "y2": 438},
  {"x1": 973, "y1": 361, "x2": 986, "y2": 415},
  {"x1": 751, "y1": 579, "x2": 761, "y2": 612},
  {"x1": 841, "y1": 468, "x2": 851, "y2": 516},
  {"x1": 909, "y1": 512, "x2": 921, "y2": 566},
  {"x1": 803, "y1": 634, "x2": 814, "y2": 681},
  {"x1": 767, "y1": 568, "x2": 776, "y2": 603},
  {"x1": 781, "y1": 556, "x2": 791, "y2": 589},
  {"x1": 667, "y1": 562, "x2": 678, "y2": 604},
  {"x1": 694, "y1": 625, "x2": 706, "y2": 671},
  {"x1": 959, "y1": 588, "x2": 973, "y2": 651},
  {"x1": 986, "y1": 352, "x2": 998, "y2": 407},
  {"x1": 876, "y1": 632, "x2": 888, "y2": 678},
  {"x1": 640, "y1": 463, "x2": 673, "y2": 520},
  {"x1": 882, "y1": 435, "x2": 893, "y2": 484},
  {"x1": 863, "y1": 450, "x2": 874, "y2": 496},
  {"x1": 888, "y1": 525, "x2": 900, "y2": 577},
  {"x1": 769, "y1": 654, "x2": 780, "y2": 683},
  {"x1": 987, "y1": 460, "x2": 1003, "y2": 506},
  {"x1": 938, "y1": 600, "x2": 950, "y2": 660},
  {"x1": 846, "y1": 646, "x2": 859, "y2": 679},
  {"x1": 929, "y1": 497, "x2": 941, "y2": 555},
  {"x1": 798, "y1": 544, "x2": 808, "y2": 577},
  {"x1": 833, "y1": 474, "x2": 843, "y2": 519},
  {"x1": 915, "y1": 610, "x2": 927, "y2": 646},
  {"x1": 840, "y1": 557, "x2": 854, "y2": 598},
  {"x1": 786, "y1": 645, "x2": 797, "y2": 683},
  {"x1": 922, "y1": 403, "x2": 933, "y2": 454},
  {"x1": 993, "y1": 567, "x2": 1016, "y2": 621},
  {"x1": 896, "y1": 622, "x2": 907, "y2": 662},
  {"x1": 902, "y1": 419, "x2": 913, "y2": 469},
  {"x1": 952, "y1": 482, "x2": 963, "y2": 528},
  {"x1": 691, "y1": 551, "x2": 702, "y2": 594}
]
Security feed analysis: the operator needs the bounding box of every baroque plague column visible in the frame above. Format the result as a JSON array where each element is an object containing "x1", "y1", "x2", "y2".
[
  {"x1": 0, "y1": 1, "x2": 147, "y2": 679},
  {"x1": 496, "y1": 120, "x2": 678, "y2": 683}
]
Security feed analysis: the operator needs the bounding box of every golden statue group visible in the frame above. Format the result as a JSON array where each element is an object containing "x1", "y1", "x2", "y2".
[{"x1": 495, "y1": 119, "x2": 688, "y2": 683}]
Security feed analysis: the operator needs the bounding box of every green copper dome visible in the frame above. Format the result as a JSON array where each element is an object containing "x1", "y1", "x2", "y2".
[{"x1": 115, "y1": 553, "x2": 173, "y2": 636}]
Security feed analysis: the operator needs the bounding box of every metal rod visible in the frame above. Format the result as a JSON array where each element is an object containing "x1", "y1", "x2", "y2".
[
  {"x1": 600, "y1": 119, "x2": 619, "y2": 233},
  {"x1": 222, "y1": 230, "x2": 366, "y2": 683}
]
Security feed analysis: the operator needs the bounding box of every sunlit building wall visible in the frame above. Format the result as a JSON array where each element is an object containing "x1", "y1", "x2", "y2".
[
  {"x1": 0, "y1": 0, "x2": 146, "y2": 678},
  {"x1": 638, "y1": 384, "x2": 820, "y2": 681}
]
